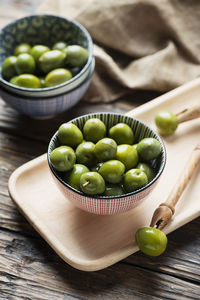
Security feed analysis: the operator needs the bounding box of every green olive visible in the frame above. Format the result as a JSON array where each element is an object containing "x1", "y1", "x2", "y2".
[
  {"x1": 99, "y1": 160, "x2": 125, "y2": 184},
  {"x1": 137, "y1": 163, "x2": 155, "y2": 183},
  {"x1": 45, "y1": 68, "x2": 72, "y2": 87},
  {"x1": 80, "y1": 172, "x2": 105, "y2": 195},
  {"x1": 155, "y1": 111, "x2": 178, "y2": 136},
  {"x1": 14, "y1": 43, "x2": 31, "y2": 56},
  {"x1": 64, "y1": 164, "x2": 89, "y2": 191},
  {"x1": 83, "y1": 118, "x2": 106, "y2": 143},
  {"x1": 109, "y1": 123, "x2": 134, "y2": 145},
  {"x1": 53, "y1": 41, "x2": 68, "y2": 51},
  {"x1": 133, "y1": 144, "x2": 138, "y2": 150},
  {"x1": 94, "y1": 138, "x2": 117, "y2": 161},
  {"x1": 39, "y1": 77, "x2": 46, "y2": 88},
  {"x1": 135, "y1": 227, "x2": 168, "y2": 256},
  {"x1": 30, "y1": 45, "x2": 50, "y2": 63},
  {"x1": 75, "y1": 141, "x2": 97, "y2": 167},
  {"x1": 116, "y1": 144, "x2": 138, "y2": 170},
  {"x1": 15, "y1": 53, "x2": 36, "y2": 74},
  {"x1": 1, "y1": 56, "x2": 17, "y2": 80},
  {"x1": 91, "y1": 162, "x2": 103, "y2": 172},
  {"x1": 58, "y1": 123, "x2": 83, "y2": 148},
  {"x1": 50, "y1": 146, "x2": 76, "y2": 172},
  {"x1": 9, "y1": 76, "x2": 18, "y2": 85},
  {"x1": 15, "y1": 74, "x2": 41, "y2": 88},
  {"x1": 137, "y1": 138, "x2": 162, "y2": 161},
  {"x1": 65, "y1": 45, "x2": 88, "y2": 67},
  {"x1": 123, "y1": 169, "x2": 148, "y2": 192},
  {"x1": 39, "y1": 50, "x2": 65, "y2": 73},
  {"x1": 104, "y1": 184, "x2": 124, "y2": 196}
]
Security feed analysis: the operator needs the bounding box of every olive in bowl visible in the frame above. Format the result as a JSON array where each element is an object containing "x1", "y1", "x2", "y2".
[
  {"x1": 0, "y1": 14, "x2": 94, "y2": 118},
  {"x1": 0, "y1": 58, "x2": 95, "y2": 118},
  {"x1": 47, "y1": 112, "x2": 166, "y2": 215}
]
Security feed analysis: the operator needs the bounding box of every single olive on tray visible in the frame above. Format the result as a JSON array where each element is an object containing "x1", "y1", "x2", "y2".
[
  {"x1": 135, "y1": 227, "x2": 168, "y2": 256},
  {"x1": 155, "y1": 111, "x2": 178, "y2": 136},
  {"x1": 154, "y1": 105, "x2": 200, "y2": 136}
]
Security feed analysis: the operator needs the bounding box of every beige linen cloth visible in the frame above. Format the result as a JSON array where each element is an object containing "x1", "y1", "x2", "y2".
[{"x1": 38, "y1": 0, "x2": 200, "y2": 103}]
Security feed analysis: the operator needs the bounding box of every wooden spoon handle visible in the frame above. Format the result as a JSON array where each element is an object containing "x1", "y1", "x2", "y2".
[
  {"x1": 150, "y1": 144, "x2": 200, "y2": 230},
  {"x1": 176, "y1": 104, "x2": 200, "y2": 123}
]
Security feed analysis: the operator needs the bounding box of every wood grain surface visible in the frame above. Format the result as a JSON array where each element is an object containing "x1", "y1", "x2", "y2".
[{"x1": 0, "y1": 1, "x2": 200, "y2": 299}]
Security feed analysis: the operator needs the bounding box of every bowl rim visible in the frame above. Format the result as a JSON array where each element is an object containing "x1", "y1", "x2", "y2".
[
  {"x1": 0, "y1": 14, "x2": 93, "y2": 93},
  {"x1": 0, "y1": 57, "x2": 95, "y2": 100},
  {"x1": 47, "y1": 112, "x2": 167, "y2": 200}
]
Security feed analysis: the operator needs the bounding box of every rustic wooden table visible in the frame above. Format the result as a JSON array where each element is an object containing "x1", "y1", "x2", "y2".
[{"x1": 0, "y1": 1, "x2": 200, "y2": 299}]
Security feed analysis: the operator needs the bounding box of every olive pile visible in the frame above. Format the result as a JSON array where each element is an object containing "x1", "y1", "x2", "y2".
[
  {"x1": 50, "y1": 118, "x2": 162, "y2": 196},
  {"x1": 1, "y1": 42, "x2": 88, "y2": 88}
]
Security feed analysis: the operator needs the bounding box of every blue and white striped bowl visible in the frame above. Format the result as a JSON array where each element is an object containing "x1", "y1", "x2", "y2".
[{"x1": 0, "y1": 58, "x2": 95, "y2": 118}]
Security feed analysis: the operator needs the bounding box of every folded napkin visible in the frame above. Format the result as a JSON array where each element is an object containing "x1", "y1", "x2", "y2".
[{"x1": 38, "y1": 0, "x2": 200, "y2": 103}]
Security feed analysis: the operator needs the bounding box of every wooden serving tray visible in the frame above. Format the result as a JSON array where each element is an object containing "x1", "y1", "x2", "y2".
[{"x1": 8, "y1": 78, "x2": 200, "y2": 271}]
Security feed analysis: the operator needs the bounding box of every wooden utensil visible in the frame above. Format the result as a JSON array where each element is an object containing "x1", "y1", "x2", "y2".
[
  {"x1": 176, "y1": 104, "x2": 200, "y2": 124},
  {"x1": 150, "y1": 144, "x2": 200, "y2": 230}
]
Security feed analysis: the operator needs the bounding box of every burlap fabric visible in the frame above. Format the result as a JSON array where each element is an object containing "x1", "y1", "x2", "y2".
[{"x1": 38, "y1": 0, "x2": 200, "y2": 102}]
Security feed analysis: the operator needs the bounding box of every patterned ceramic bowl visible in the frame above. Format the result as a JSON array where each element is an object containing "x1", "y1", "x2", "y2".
[
  {"x1": 47, "y1": 113, "x2": 166, "y2": 215},
  {"x1": 0, "y1": 14, "x2": 93, "y2": 97},
  {"x1": 0, "y1": 58, "x2": 95, "y2": 118}
]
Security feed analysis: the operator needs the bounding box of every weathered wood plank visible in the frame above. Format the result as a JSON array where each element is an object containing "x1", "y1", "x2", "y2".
[{"x1": 0, "y1": 229, "x2": 200, "y2": 300}]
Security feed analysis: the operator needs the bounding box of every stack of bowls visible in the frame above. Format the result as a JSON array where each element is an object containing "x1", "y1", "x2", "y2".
[{"x1": 0, "y1": 15, "x2": 94, "y2": 118}]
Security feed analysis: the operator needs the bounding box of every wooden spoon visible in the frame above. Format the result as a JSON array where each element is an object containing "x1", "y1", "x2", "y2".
[
  {"x1": 175, "y1": 103, "x2": 200, "y2": 124},
  {"x1": 150, "y1": 144, "x2": 200, "y2": 230}
]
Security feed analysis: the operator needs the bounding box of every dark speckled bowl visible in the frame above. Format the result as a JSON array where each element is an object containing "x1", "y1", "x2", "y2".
[{"x1": 0, "y1": 14, "x2": 93, "y2": 98}]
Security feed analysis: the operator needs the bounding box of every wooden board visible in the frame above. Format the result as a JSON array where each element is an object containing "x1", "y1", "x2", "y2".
[{"x1": 8, "y1": 78, "x2": 200, "y2": 271}]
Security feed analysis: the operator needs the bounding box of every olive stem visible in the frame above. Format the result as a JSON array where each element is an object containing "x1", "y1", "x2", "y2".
[
  {"x1": 150, "y1": 144, "x2": 200, "y2": 230},
  {"x1": 82, "y1": 181, "x2": 90, "y2": 187},
  {"x1": 176, "y1": 104, "x2": 200, "y2": 124}
]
